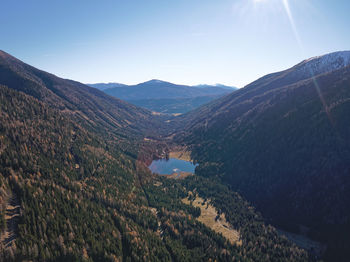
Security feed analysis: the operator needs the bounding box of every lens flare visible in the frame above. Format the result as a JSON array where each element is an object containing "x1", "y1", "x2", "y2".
[
  {"x1": 311, "y1": 75, "x2": 334, "y2": 125},
  {"x1": 281, "y1": 0, "x2": 334, "y2": 127},
  {"x1": 282, "y1": 0, "x2": 302, "y2": 50}
]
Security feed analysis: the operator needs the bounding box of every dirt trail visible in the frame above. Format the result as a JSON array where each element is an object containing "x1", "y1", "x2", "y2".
[{"x1": 1, "y1": 192, "x2": 20, "y2": 249}]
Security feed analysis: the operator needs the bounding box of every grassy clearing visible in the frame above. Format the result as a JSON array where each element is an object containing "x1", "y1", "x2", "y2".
[
  {"x1": 182, "y1": 195, "x2": 242, "y2": 246},
  {"x1": 169, "y1": 149, "x2": 192, "y2": 161}
]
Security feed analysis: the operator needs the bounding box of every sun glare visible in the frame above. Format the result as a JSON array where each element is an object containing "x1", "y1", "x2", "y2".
[{"x1": 282, "y1": 0, "x2": 302, "y2": 49}]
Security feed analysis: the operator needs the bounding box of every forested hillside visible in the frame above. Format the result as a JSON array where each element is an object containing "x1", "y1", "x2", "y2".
[
  {"x1": 175, "y1": 53, "x2": 350, "y2": 261},
  {"x1": 0, "y1": 84, "x2": 148, "y2": 260},
  {"x1": 0, "y1": 51, "x2": 310, "y2": 261},
  {"x1": 0, "y1": 51, "x2": 166, "y2": 141},
  {"x1": 0, "y1": 85, "x2": 309, "y2": 261}
]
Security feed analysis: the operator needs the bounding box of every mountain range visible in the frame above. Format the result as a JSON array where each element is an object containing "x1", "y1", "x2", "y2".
[
  {"x1": 89, "y1": 80, "x2": 237, "y2": 114},
  {"x1": 0, "y1": 49, "x2": 350, "y2": 261},
  {"x1": 0, "y1": 50, "x2": 309, "y2": 261}
]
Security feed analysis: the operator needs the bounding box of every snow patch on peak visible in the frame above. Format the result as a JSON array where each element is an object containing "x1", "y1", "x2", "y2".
[{"x1": 297, "y1": 51, "x2": 350, "y2": 76}]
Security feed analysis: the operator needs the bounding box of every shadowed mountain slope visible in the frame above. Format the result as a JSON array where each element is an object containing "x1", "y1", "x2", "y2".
[{"x1": 175, "y1": 51, "x2": 350, "y2": 261}]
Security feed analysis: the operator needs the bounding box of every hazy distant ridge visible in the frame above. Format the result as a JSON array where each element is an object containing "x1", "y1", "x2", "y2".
[{"x1": 89, "y1": 79, "x2": 237, "y2": 114}]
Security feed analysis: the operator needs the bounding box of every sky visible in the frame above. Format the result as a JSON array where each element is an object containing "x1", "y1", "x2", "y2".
[{"x1": 1, "y1": 0, "x2": 349, "y2": 87}]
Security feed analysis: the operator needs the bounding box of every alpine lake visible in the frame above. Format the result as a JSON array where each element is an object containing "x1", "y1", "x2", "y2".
[{"x1": 148, "y1": 158, "x2": 197, "y2": 176}]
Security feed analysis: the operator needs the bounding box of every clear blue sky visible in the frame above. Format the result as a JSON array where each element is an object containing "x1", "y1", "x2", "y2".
[{"x1": 1, "y1": 0, "x2": 349, "y2": 87}]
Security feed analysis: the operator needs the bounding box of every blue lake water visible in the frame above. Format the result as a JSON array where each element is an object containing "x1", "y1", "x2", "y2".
[{"x1": 148, "y1": 158, "x2": 197, "y2": 175}]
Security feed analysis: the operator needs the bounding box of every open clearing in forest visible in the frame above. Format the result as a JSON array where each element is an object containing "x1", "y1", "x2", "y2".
[
  {"x1": 169, "y1": 149, "x2": 192, "y2": 162},
  {"x1": 182, "y1": 195, "x2": 242, "y2": 246}
]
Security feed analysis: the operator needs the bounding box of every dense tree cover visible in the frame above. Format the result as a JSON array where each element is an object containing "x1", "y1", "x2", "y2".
[
  {"x1": 176, "y1": 65, "x2": 350, "y2": 261},
  {"x1": 0, "y1": 51, "x2": 175, "y2": 260},
  {"x1": 0, "y1": 84, "x2": 313, "y2": 261},
  {"x1": 145, "y1": 176, "x2": 310, "y2": 262},
  {"x1": 0, "y1": 85, "x2": 171, "y2": 261}
]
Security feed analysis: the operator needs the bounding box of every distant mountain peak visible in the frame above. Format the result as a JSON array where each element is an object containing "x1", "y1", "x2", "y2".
[
  {"x1": 87, "y1": 82, "x2": 127, "y2": 90},
  {"x1": 141, "y1": 79, "x2": 172, "y2": 85},
  {"x1": 148, "y1": 79, "x2": 165, "y2": 83},
  {"x1": 195, "y1": 84, "x2": 237, "y2": 90}
]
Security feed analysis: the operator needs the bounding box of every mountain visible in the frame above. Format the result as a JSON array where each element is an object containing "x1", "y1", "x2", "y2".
[
  {"x1": 0, "y1": 50, "x2": 171, "y2": 260},
  {"x1": 103, "y1": 79, "x2": 235, "y2": 100},
  {"x1": 0, "y1": 51, "x2": 168, "y2": 140},
  {"x1": 87, "y1": 82, "x2": 127, "y2": 90},
  {"x1": 174, "y1": 51, "x2": 350, "y2": 261},
  {"x1": 236, "y1": 51, "x2": 350, "y2": 98},
  {"x1": 195, "y1": 84, "x2": 237, "y2": 90},
  {"x1": 0, "y1": 50, "x2": 309, "y2": 261},
  {"x1": 91, "y1": 80, "x2": 236, "y2": 114}
]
